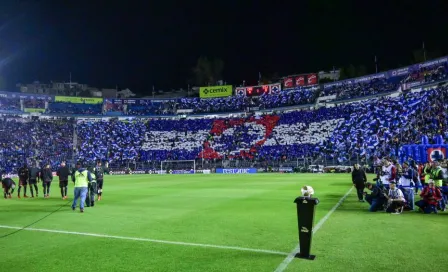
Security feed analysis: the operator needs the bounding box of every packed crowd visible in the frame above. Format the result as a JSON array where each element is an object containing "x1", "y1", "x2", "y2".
[
  {"x1": 403, "y1": 63, "x2": 448, "y2": 84},
  {"x1": 47, "y1": 102, "x2": 102, "y2": 115},
  {"x1": 71, "y1": 85, "x2": 447, "y2": 166},
  {"x1": 0, "y1": 117, "x2": 74, "y2": 172},
  {"x1": 258, "y1": 89, "x2": 316, "y2": 109},
  {"x1": 23, "y1": 99, "x2": 46, "y2": 109},
  {"x1": 320, "y1": 78, "x2": 399, "y2": 100},
  {"x1": 1, "y1": 84, "x2": 447, "y2": 172},
  {"x1": 0, "y1": 98, "x2": 21, "y2": 112},
  {"x1": 323, "y1": 86, "x2": 448, "y2": 164}
]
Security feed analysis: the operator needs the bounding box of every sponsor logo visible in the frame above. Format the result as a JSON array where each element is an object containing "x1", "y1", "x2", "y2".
[
  {"x1": 216, "y1": 168, "x2": 257, "y2": 174},
  {"x1": 284, "y1": 77, "x2": 294, "y2": 87},
  {"x1": 295, "y1": 76, "x2": 305, "y2": 86},
  {"x1": 307, "y1": 74, "x2": 317, "y2": 84},
  {"x1": 55, "y1": 96, "x2": 103, "y2": 104},
  {"x1": 300, "y1": 227, "x2": 309, "y2": 233},
  {"x1": 199, "y1": 85, "x2": 233, "y2": 98}
]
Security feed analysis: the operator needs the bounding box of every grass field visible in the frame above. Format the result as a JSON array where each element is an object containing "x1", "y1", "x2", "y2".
[{"x1": 1, "y1": 173, "x2": 447, "y2": 272}]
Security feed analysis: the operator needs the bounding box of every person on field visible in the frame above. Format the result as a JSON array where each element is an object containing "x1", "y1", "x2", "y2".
[
  {"x1": 28, "y1": 163, "x2": 41, "y2": 198},
  {"x1": 57, "y1": 161, "x2": 70, "y2": 200},
  {"x1": 41, "y1": 164, "x2": 53, "y2": 198},
  {"x1": 95, "y1": 161, "x2": 105, "y2": 201},
  {"x1": 85, "y1": 166, "x2": 96, "y2": 207},
  {"x1": 399, "y1": 162, "x2": 415, "y2": 210},
  {"x1": 364, "y1": 182, "x2": 386, "y2": 212},
  {"x1": 430, "y1": 161, "x2": 444, "y2": 188},
  {"x1": 17, "y1": 163, "x2": 30, "y2": 198},
  {"x1": 71, "y1": 162, "x2": 92, "y2": 213},
  {"x1": 2, "y1": 175, "x2": 16, "y2": 199},
  {"x1": 385, "y1": 181, "x2": 405, "y2": 214},
  {"x1": 380, "y1": 158, "x2": 396, "y2": 190},
  {"x1": 415, "y1": 180, "x2": 442, "y2": 214},
  {"x1": 352, "y1": 164, "x2": 367, "y2": 202}
]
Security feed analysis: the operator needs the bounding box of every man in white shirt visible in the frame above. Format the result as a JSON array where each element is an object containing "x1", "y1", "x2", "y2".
[
  {"x1": 386, "y1": 181, "x2": 405, "y2": 214},
  {"x1": 380, "y1": 159, "x2": 397, "y2": 189}
]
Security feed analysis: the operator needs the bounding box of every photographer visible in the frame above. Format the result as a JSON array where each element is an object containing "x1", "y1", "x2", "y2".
[
  {"x1": 385, "y1": 181, "x2": 405, "y2": 214},
  {"x1": 415, "y1": 180, "x2": 442, "y2": 214},
  {"x1": 364, "y1": 182, "x2": 386, "y2": 212},
  {"x1": 352, "y1": 164, "x2": 367, "y2": 202}
]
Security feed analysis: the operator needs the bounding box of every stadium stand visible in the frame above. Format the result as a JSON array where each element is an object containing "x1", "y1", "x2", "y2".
[
  {"x1": 0, "y1": 117, "x2": 74, "y2": 172},
  {"x1": 0, "y1": 58, "x2": 447, "y2": 173}
]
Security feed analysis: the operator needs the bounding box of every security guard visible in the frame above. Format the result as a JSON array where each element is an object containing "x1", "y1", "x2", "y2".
[
  {"x1": 71, "y1": 162, "x2": 92, "y2": 213},
  {"x1": 86, "y1": 166, "x2": 97, "y2": 207},
  {"x1": 430, "y1": 161, "x2": 444, "y2": 188}
]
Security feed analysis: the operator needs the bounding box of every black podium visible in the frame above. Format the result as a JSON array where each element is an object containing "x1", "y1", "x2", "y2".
[{"x1": 293, "y1": 196, "x2": 319, "y2": 260}]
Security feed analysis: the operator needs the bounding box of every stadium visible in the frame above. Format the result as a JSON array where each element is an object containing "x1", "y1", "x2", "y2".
[
  {"x1": 1, "y1": 2, "x2": 448, "y2": 272},
  {"x1": 1, "y1": 56, "x2": 447, "y2": 271}
]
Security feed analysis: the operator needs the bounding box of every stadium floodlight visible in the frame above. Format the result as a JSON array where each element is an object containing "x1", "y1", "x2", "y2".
[{"x1": 160, "y1": 160, "x2": 196, "y2": 174}]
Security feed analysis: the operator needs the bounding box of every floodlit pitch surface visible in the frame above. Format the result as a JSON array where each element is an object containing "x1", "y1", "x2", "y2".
[{"x1": 1, "y1": 174, "x2": 447, "y2": 272}]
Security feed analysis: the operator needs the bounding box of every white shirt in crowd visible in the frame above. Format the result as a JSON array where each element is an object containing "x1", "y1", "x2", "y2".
[
  {"x1": 380, "y1": 164, "x2": 394, "y2": 185},
  {"x1": 388, "y1": 188, "x2": 405, "y2": 202}
]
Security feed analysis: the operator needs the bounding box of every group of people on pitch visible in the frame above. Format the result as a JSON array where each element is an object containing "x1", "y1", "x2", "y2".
[
  {"x1": 352, "y1": 158, "x2": 448, "y2": 214},
  {"x1": 1, "y1": 162, "x2": 54, "y2": 199},
  {"x1": 1, "y1": 161, "x2": 105, "y2": 213}
]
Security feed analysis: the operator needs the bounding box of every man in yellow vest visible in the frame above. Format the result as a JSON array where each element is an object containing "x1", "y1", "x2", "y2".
[
  {"x1": 71, "y1": 162, "x2": 92, "y2": 213},
  {"x1": 430, "y1": 161, "x2": 444, "y2": 188}
]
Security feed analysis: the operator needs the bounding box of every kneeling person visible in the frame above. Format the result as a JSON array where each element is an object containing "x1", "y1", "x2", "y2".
[
  {"x1": 2, "y1": 176, "x2": 16, "y2": 199},
  {"x1": 364, "y1": 182, "x2": 386, "y2": 212},
  {"x1": 386, "y1": 182, "x2": 406, "y2": 214}
]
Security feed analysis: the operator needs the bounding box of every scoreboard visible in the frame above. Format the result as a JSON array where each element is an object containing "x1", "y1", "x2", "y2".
[
  {"x1": 245, "y1": 85, "x2": 270, "y2": 97},
  {"x1": 235, "y1": 83, "x2": 281, "y2": 97}
]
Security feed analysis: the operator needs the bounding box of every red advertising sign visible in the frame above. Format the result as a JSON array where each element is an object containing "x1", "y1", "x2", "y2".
[
  {"x1": 284, "y1": 77, "x2": 294, "y2": 88},
  {"x1": 307, "y1": 73, "x2": 318, "y2": 85},
  {"x1": 295, "y1": 76, "x2": 305, "y2": 86}
]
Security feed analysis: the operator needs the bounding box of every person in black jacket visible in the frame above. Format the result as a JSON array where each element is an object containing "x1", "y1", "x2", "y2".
[
  {"x1": 17, "y1": 163, "x2": 30, "y2": 198},
  {"x1": 2, "y1": 174, "x2": 16, "y2": 199},
  {"x1": 352, "y1": 164, "x2": 367, "y2": 202},
  {"x1": 41, "y1": 164, "x2": 53, "y2": 198},
  {"x1": 28, "y1": 163, "x2": 41, "y2": 198},
  {"x1": 364, "y1": 182, "x2": 386, "y2": 212},
  {"x1": 57, "y1": 161, "x2": 70, "y2": 200},
  {"x1": 95, "y1": 161, "x2": 105, "y2": 201}
]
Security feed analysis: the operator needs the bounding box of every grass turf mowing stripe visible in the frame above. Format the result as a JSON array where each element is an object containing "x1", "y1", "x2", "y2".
[
  {"x1": 0, "y1": 225, "x2": 289, "y2": 256},
  {"x1": 273, "y1": 186, "x2": 354, "y2": 272}
]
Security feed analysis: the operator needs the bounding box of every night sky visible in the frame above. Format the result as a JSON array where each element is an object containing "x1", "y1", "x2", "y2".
[{"x1": 0, "y1": 0, "x2": 447, "y2": 95}]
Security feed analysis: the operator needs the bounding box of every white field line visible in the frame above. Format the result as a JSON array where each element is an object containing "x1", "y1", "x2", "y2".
[
  {"x1": 0, "y1": 225, "x2": 288, "y2": 256},
  {"x1": 273, "y1": 187, "x2": 354, "y2": 272}
]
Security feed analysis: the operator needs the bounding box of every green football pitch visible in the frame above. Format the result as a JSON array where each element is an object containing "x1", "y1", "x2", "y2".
[{"x1": 1, "y1": 173, "x2": 447, "y2": 272}]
